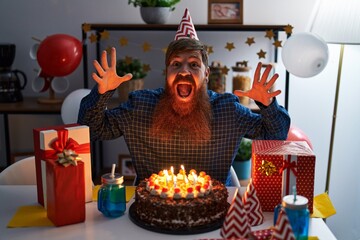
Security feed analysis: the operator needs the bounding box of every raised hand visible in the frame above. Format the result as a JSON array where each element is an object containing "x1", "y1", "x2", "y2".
[
  {"x1": 92, "y1": 47, "x2": 133, "y2": 94},
  {"x1": 234, "y1": 62, "x2": 281, "y2": 106}
]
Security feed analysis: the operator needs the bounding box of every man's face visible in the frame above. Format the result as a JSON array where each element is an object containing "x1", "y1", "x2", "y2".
[{"x1": 166, "y1": 50, "x2": 210, "y2": 105}]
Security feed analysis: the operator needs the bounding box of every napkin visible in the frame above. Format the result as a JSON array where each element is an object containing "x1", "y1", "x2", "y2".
[
  {"x1": 7, "y1": 205, "x2": 54, "y2": 228},
  {"x1": 311, "y1": 192, "x2": 336, "y2": 218}
]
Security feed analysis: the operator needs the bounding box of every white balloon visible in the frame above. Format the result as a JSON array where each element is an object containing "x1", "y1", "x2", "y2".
[
  {"x1": 61, "y1": 89, "x2": 91, "y2": 124},
  {"x1": 282, "y1": 32, "x2": 329, "y2": 78}
]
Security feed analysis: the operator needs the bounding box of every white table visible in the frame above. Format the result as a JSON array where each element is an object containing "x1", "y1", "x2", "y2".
[{"x1": 0, "y1": 185, "x2": 337, "y2": 240}]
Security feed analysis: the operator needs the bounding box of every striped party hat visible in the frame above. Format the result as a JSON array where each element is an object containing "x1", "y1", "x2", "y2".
[{"x1": 174, "y1": 8, "x2": 199, "y2": 40}]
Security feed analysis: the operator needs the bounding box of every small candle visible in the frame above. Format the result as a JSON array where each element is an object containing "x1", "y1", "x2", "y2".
[
  {"x1": 164, "y1": 170, "x2": 169, "y2": 186},
  {"x1": 192, "y1": 172, "x2": 198, "y2": 185},
  {"x1": 173, "y1": 175, "x2": 177, "y2": 187}
]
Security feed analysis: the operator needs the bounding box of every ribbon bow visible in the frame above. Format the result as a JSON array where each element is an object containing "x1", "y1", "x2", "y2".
[
  {"x1": 279, "y1": 156, "x2": 297, "y2": 177},
  {"x1": 258, "y1": 160, "x2": 277, "y2": 176},
  {"x1": 43, "y1": 129, "x2": 90, "y2": 167}
]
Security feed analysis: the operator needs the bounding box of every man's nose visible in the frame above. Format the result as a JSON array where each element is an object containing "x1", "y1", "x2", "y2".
[{"x1": 178, "y1": 65, "x2": 191, "y2": 76}]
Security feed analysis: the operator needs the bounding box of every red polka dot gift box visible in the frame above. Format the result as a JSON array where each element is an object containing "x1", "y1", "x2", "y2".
[{"x1": 251, "y1": 140, "x2": 315, "y2": 213}]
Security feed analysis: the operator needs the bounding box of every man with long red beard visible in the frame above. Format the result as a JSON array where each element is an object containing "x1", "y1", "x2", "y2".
[{"x1": 78, "y1": 10, "x2": 290, "y2": 186}]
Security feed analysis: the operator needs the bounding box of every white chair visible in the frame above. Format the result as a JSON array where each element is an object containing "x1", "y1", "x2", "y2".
[
  {"x1": 0, "y1": 156, "x2": 37, "y2": 185},
  {"x1": 230, "y1": 165, "x2": 241, "y2": 188}
]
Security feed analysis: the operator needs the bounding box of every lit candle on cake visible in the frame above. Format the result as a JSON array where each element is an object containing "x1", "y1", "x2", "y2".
[
  {"x1": 170, "y1": 166, "x2": 174, "y2": 175},
  {"x1": 181, "y1": 165, "x2": 186, "y2": 178},
  {"x1": 191, "y1": 171, "x2": 198, "y2": 185},
  {"x1": 173, "y1": 175, "x2": 177, "y2": 187},
  {"x1": 163, "y1": 170, "x2": 169, "y2": 186}
]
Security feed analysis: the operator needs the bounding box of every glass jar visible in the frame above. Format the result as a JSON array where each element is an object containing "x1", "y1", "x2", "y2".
[
  {"x1": 98, "y1": 173, "x2": 126, "y2": 218},
  {"x1": 274, "y1": 195, "x2": 310, "y2": 240},
  {"x1": 232, "y1": 62, "x2": 251, "y2": 105},
  {"x1": 208, "y1": 61, "x2": 226, "y2": 93}
]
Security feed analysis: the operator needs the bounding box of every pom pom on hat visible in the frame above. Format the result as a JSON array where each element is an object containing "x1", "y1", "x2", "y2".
[{"x1": 174, "y1": 8, "x2": 199, "y2": 40}]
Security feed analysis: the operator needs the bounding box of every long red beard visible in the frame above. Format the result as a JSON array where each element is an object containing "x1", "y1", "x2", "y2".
[{"x1": 149, "y1": 82, "x2": 212, "y2": 144}]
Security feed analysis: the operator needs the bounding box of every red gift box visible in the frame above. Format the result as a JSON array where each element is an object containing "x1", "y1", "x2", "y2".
[
  {"x1": 251, "y1": 140, "x2": 315, "y2": 213},
  {"x1": 46, "y1": 159, "x2": 85, "y2": 226},
  {"x1": 33, "y1": 124, "x2": 92, "y2": 206}
]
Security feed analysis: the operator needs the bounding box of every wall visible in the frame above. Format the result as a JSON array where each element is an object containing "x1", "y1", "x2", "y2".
[{"x1": 1, "y1": 0, "x2": 359, "y2": 239}]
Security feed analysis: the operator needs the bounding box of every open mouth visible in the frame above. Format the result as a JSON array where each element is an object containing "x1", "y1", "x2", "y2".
[{"x1": 176, "y1": 83, "x2": 193, "y2": 98}]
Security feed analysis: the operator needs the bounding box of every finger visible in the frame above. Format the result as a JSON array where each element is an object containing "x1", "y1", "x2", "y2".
[
  {"x1": 101, "y1": 50, "x2": 110, "y2": 70},
  {"x1": 268, "y1": 90, "x2": 281, "y2": 98},
  {"x1": 260, "y1": 64, "x2": 272, "y2": 85},
  {"x1": 93, "y1": 60, "x2": 105, "y2": 76},
  {"x1": 121, "y1": 73, "x2": 133, "y2": 82},
  {"x1": 110, "y1": 47, "x2": 116, "y2": 69},
  {"x1": 234, "y1": 89, "x2": 249, "y2": 97},
  {"x1": 92, "y1": 72, "x2": 102, "y2": 84},
  {"x1": 253, "y1": 62, "x2": 262, "y2": 83},
  {"x1": 266, "y1": 73, "x2": 279, "y2": 90}
]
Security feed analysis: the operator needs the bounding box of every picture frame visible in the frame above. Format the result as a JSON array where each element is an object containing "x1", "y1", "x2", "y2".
[
  {"x1": 208, "y1": 0, "x2": 243, "y2": 24},
  {"x1": 118, "y1": 155, "x2": 136, "y2": 180}
]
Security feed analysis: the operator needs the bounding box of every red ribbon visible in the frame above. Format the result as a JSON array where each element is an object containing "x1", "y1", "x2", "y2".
[
  {"x1": 41, "y1": 129, "x2": 90, "y2": 161},
  {"x1": 279, "y1": 156, "x2": 297, "y2": 177}
]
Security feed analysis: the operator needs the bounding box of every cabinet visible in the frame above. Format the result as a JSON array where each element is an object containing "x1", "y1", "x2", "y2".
[{"x1": 80, "y1": 24, "x2": 290, "y2": 176}]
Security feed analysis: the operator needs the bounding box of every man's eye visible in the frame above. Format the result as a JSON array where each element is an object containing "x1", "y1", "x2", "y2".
[
  {"x1": 172, "y1": 62, "x2": 180, "y2": 67},
  {"x1": 191, "y1": 62, "x2": 200, "y2": 68}
]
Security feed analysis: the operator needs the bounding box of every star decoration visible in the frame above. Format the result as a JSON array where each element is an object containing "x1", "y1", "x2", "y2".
[
  {"x1": 82, "y1": 23, "x2": 91, "y2": 33},
  {"x1": 100, "y1": 30, "x2": 110, "y2": 40},
  {"x1": 225, "y1": 42, "x2": 235, "y2": 51},
  {"x1": 89, "y1": 33, "x2": 98, "y2": 43},
  {"x1": 162, "y1": 47, "x2": 167, "y2": 54},
  {"x1": 273, "y1": 40, "x2": 282, "y2": 48},
  {"x1": 284, "y1": 24, "x2": 294, "y2": 35},
  {"x1": 221, "y1": 66, "x2": 230, "y2": 75},
  {"x1": 105, "y1": 46, "x2": 112, "y2": 54},
  {"x1": 206, "y1": 45, "x2": 214, "y2": 54},
  {"x1": 245, "y1": 37, "x2": 255, "y2": 46},
  {"x1": 258, "y1": 160, "x2": 277, "y2": 176},
  {"x1": 143, "y1": 64, "x2": 151, "y2": 73},
  {"x1": 119, "y1": 37, "x2": 128, "y2": 46},
  {"x1": 142, "y1": 42, "x2": 151, "y2": 52},
  {"x1": 257, "y1": 49, "x2": 267, "y2": 59},
  {"x1": 265, "y1": 30, "x2": 275, "y2": 40},
  {"x1": 124, "y1": 56, "x2": 133, "y2": 65}
]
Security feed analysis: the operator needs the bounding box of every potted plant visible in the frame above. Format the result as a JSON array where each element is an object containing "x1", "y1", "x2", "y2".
[
  {"x1": 128, "y1": 0, "x2": 181, "y2": 24},
  {"x1": 116, "y1": 57, "x2": 148, "y2": 103},
  {"x1": 232, "y1": 138, "x2": 252, "y2": 180}
]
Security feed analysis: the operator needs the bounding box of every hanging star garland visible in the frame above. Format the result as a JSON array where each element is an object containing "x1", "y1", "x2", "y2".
[
  {"x1": 265, "y1": 30, "x2": 275, "y2": 40},
  {"x1": 284, "y1": 24, "x2": 294, "y2": 35},
  {"x1": 82, "y1": 23, "x2": 91, "y2": 33},
  {"x1": 142, "y1": 42, "x2": 152, "y2": 52},
  {"x1": 119, "y1": 37, "x2": 128, "y2": 46},
  {"x1": 89, "y1": 33, "x2": 97, "y2": 43},
  {"x1": 100, "y1": 30, "x2": 110, "y2": 40},
  {"x1": 225, "y1": 42, "x2": 235, "y2": 51},
  {"x1": 273, "y1": 40, "x2": 282, "y2": 48},
  {"x1": 221, "y1": 66, "x2": 230, "y2": 75},
  {"x1": 245, "y1": 37, "x2": 255, "y2": 46},
  {"x1": 143, "y1": 64, "x2": 151, "y2": 73},
  {"x1": 206, "y1": 45, "x2": 214, "y2": 54},
  {"x1": 257, "y1": 49, "x2": 267, "y2": 59},
  {"x1": 124, "y1": 56, "x2": 133, "y2": 65}
]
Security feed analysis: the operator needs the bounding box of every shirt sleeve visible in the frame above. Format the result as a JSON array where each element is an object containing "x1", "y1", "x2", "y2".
[{"x1": 77, "y1": 86, "x2": 126, "y2": 141}]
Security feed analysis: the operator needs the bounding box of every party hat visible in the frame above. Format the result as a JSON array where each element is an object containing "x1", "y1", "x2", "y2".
[
  {"x1": 220, "y1": 189, "x2": 251, "y2": 239},
  {"x1": 243, "y1": 179, "x2": 264, "y2": 226},
  {"x1": 174, "y1": 8, "x2": 199, "y2": 40},
  {"x1": 271, "y1": 210, "x2": 296, "y2": 240}
]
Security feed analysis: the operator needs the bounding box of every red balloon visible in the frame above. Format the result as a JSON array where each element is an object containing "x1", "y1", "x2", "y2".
[
  {"x1": 37, "y1": 34, "x2": 82, "y2": 77},
  {"x1": 287, "y1": 126, "x2": 313, "y2": 150}
]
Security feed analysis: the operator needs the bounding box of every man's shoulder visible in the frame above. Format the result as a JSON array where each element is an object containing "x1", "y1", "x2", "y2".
[{"x1": 129, "y1": 88, "x2": 164, "y2": 100}]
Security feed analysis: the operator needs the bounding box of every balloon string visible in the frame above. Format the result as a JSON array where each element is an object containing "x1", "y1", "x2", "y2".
[{"x1": 32, "y1": 36, "x2": 42, "y2": 42}]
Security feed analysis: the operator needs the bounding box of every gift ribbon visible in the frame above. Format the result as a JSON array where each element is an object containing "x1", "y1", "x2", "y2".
[
  {"x1": 258, "y1": 160, "x2": 277, "y2": 176},
  {"x1": 280, "y1": 155, "x2": 297, "y2": 196},
  {"x1": 40, "y1": 129, "x2": 90, "y2": 163}
]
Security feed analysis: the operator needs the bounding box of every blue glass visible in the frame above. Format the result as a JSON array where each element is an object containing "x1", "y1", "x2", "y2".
[
  {"x1": 98, "y1": 173, "x2": 126, "y2": 218},
  {"x1": 274, "y1": 195, "x2": 309, "y2": 240},
  {"x1": 284, "y1": 206, "x2": 309, "y2": 240}
]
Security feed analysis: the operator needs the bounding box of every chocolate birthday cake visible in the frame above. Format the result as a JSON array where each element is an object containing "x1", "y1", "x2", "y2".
[{"x1": 132, "y1": 167, "x2": 230, "y2": 231}]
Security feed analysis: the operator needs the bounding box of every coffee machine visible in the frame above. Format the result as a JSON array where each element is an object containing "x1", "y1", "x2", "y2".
[{"x1": 0, "y1": 43, "x2": 27, "y2": 102}]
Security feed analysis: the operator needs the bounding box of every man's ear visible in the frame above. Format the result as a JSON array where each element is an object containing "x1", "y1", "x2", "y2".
[{"x1": 205, "y1": 67, "x2": 210, "y2": 83}]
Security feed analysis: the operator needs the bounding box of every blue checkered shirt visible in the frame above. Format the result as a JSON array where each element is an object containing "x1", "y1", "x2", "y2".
[{"x1": 78, "y1": 87, "x2": 290, "y2": 186}]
